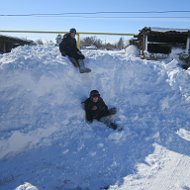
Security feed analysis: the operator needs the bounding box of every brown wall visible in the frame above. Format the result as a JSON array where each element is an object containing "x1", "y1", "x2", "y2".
[{"x1": 0, "y1": 36, "x2": 33, "y2": 53}]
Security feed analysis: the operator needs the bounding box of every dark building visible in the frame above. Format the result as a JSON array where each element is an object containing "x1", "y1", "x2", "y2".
[
  {"x1": 0, "y1": 35, "x2": 34, "y2": 53},
  {"x1": 130, "y1": 27, "x2": 190, "y2": 59}
]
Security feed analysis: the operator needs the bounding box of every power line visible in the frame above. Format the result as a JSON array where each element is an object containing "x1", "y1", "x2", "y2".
[
  {"x1": 34, "y1": 16, "x2": 190, "y2": 19},
  {"x1": 1, "y1": 10, "x2": 190, "y2": 17}
]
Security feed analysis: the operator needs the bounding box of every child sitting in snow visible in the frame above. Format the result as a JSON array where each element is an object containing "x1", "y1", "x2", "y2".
[
  {"x1": 59, "y1": 28, "x2": 91, "y2": 73},
  {"x1": 83, "y1": 90, "x2": 118, "y2": 130}
]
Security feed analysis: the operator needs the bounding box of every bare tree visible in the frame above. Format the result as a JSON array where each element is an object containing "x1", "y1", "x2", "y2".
[
  {"x1": 116, "y1": 37, "x2": 125, "y2": 50},
  {"x1": 104, "y1": 43, "x2": 116, "y2": 50},
  {"x1": 80, "y1": 36, "x2": 102, "y2": 49},
  {"x1": 80, "y1": 36, "x2": 126, "y2": 50}
]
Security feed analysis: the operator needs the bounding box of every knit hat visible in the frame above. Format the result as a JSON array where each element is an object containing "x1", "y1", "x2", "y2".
[
  {"x1": 90, "y1": 90, "x2": 100, "y2": 97},
  {"x1": 69, "y1": 28, "x2": 77, "y2": 34}
]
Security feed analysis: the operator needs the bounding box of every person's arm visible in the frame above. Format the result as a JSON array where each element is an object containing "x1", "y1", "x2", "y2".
[
  {"x1": 84, "y1": 100, "x2": 93, "y2": 122},
  {"x1": 59, "y1": 40, "x2": 66, "y2": 56},
  {"x1": 60, "y1": 34, "x2": 76, "y2": 56},
  {"x1": 73, "y1": 39, "x2": 85, "y2": 57},
  {"x1": 99, "y1": 98, "x2": 109, "y2": 112},
  {"x1": 95, "y1": 98, "x2": 110, "y2": 118},
  {"x1": 59, "y1": 35, "x2": 71, "y2": 55}
]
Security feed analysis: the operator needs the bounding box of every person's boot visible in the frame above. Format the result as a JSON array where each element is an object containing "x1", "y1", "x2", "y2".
[
  {"x1": 78, "y1": 59, "x2": 91, "y2": 73},
  {"x1": 108, "y1": 107, "x2": 117, "y2": 115},
  {"x1": 109, "y1": 123, "x2": 118, "y2": 130}
]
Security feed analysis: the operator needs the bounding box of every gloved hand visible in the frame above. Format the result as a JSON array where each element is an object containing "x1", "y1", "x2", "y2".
[
  {"x1": 109, "y1": 107, "x2": 117, "y2": 115},
  {"x1": 77, "y1": 51, "x2": 85, "y2": 59},
  {"x1": 61, "y1": 51, "x2": 66, "y2": 56},
  {"x1": 77, "y1": 51, "x2": 82, "y2": 55}
]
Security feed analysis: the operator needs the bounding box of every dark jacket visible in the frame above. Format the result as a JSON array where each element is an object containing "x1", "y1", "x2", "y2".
[
  {"x1": 59, "y1": 33, "x2": 85, "y2": 60},
  {"x1": 84, "y1": 97, "x2": 110, "y2": 122}
]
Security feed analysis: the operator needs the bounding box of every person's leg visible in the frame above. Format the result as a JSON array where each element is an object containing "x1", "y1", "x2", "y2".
[
  {"x1": 78, "y1": 59, "x2": 91, "y2": 73},
  {"x1": 99, "y1": 107, "x2": 117, "y2": 118},
  {"x1": 108, "y1": 107, "x2": 117, "y2": 115},
  {"x1": 69, "y1": 53, "x2": 91, "y2": 73},
  {"x1": 99, "y1": 116, "x2": 118, "y2": 130},
  {"x1": 68, "y1": 57, "x2": 79, "y2": 67}
]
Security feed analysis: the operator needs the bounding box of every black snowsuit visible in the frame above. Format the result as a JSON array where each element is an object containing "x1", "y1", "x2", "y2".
[
  {"x1": 84, "y1": 97, "x2": 112, "y2": 122},
  {"x1": 59, "y1": 33, "x2": 85, "y2": 61}
]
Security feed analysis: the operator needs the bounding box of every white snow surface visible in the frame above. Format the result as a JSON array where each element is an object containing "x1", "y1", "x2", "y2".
[
  {"x1": 150, "y1": 27, "x2": 189, "y2": 33},
  {"x1": 1, "y1": 44, "x2": 190, "y2": 190}
]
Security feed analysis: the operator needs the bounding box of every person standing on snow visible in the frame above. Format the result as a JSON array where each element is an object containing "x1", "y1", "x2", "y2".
[
  {"x1": 83, "y1": 90, "x2": 118, "y2": 130},
  {"x1": 59, "y1": 28, "x2": 91, "y2": 73}
]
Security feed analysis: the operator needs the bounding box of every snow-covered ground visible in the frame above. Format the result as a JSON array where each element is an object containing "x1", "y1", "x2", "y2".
[{"x1": 1, "y1": 44, "x2": 190, "y2": 190}]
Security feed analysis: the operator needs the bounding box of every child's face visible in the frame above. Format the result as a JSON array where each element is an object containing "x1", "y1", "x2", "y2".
[
  {"x1": 92, "y1": 96, "x2": 99, "y2": 103},
  {"x1": 70, "y1": 33, "x2": 76, "y2": 38}
]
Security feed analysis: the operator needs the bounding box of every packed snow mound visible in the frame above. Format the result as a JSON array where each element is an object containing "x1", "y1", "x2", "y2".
[
  {"x1": 1, "y1": 44, "x2": 190, "y2": 190},
  {"x1": 15, "y1": 182, "x2": 38, "y2": 190},
  {"x1": 125, "y1": 45, "x2": 140, "y2": 57}
]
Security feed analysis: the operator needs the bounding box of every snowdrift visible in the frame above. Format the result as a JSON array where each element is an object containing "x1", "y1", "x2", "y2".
[{"x1": 1, "y1": 44, "x2": 190, "y2": 190}]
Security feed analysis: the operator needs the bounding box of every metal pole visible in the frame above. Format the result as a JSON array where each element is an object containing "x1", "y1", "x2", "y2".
[
  {"x1": 0, "y1": 30, "x2": 136, "y2": 50},
  {"x1": 77, "y1": 33, "x2": 80, "y2": 49}
]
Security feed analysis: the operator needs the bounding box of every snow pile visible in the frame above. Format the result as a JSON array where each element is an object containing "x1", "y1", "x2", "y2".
[
  {"x1": 1, "y1": 44, "x2": 190, "y2": 190},
  {"x1": 151, "y1": 27, "x2": 189, "y2": 33},
  {"x1": 125, "y1": 45, "x2": 140, "y2": 57},
  {"x1": 15, "y1": 182, "x2": 38, "y2": 190}
]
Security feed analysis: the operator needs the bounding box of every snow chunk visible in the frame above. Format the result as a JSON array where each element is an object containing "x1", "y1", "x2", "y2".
[
  {"x1": 108, "y1": 131, "x2": 126, "y2": 143},
  {"x1": 15, "y1": 182, "x2": 38, "y2": 190},
  {"x1": 177, "y1": 128, "x2": 190, "y2": 141},
  {"x1": 125, "y1": 45, "x2": 140, "y2": 57},
  {"x1": 151, "y1": 27, "x2": 189, "y2": 33}
]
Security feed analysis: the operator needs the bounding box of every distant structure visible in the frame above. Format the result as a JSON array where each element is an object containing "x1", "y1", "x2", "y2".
[
  {"x1": 0, "y1": 35, "x2": 34, "y2": 53},
  {"x1": 82, "y1": 45, "x2": 97, "y2": 50},
  {"x1": 130, "y1": 27, "x2": 190, "y2": 60},
  {"x1": 56, "y1": 34, "x2": 62, "y2": 46}
]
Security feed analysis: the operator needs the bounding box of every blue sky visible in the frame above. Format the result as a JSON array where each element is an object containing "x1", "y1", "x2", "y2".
[{"x1": 1, "y1": 0, "x2": 190, "y2": 42}]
